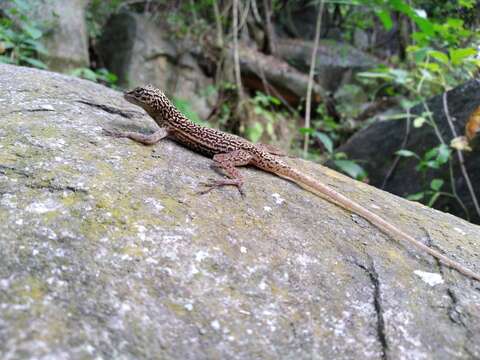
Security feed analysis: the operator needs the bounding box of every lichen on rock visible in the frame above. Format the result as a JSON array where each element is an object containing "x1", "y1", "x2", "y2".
[{"x1": 0, "y1": 64, "x2": 479, "y2": 359}]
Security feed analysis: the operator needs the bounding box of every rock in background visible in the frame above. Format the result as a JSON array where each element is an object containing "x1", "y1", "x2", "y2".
[
  {"x1": 31, "y1": 0, "x2": 90, "y2": 71},
  {"x1": 276, "y1": 38, "x2": 379, "y2": 93},
  {"x1": 0, "y1": 64, "x2": 480, "y2": 359},
  {"x1": 97, "y1": 12, "x2": 216, "y2": 119},
  {"x1": 337, "y1": 80, "x2": 480, "y2": 224}
]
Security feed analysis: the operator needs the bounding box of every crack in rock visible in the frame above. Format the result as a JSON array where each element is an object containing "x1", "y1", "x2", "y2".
[
  {"x1": 354, "y1": 259, "x2": 389, "y2": 360},
  {"x1": 76, "y1": 100, "x2": 141, "y2": 119},
  {"x1": 26, "y1": 181, "x2": 88, "y2": 194}
]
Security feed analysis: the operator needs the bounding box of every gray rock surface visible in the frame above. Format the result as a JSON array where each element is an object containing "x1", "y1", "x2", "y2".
[
  {"x1": 276, "y1": 38, "x2": 379, "y2": 93},
  {"x1": 98, "y1": 12, "x2": 216, "y2": 119},
  {"x1": 29, "y1": 0, "x2": 90, "y2": 71},
  {"x1": 0, "y1": 64, "x2": 479, "y2": 359}
]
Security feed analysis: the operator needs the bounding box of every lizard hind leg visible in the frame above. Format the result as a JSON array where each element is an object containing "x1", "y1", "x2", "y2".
[
  {"x1": 199, "y1": 150, "x2": 253, "y2": 196},
  {"x1": 103, "y1": 127, "x2": 169, "y2": 145}
]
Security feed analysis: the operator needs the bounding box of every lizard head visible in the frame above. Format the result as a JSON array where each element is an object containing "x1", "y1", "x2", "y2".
[{"x1": 124, "y1": 85, "x2": 171, "y2": 116}]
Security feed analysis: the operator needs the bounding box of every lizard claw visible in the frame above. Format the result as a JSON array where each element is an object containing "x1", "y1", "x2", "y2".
[{"x1": 197, "y1": 179, "x2": 245, "y2": 197}]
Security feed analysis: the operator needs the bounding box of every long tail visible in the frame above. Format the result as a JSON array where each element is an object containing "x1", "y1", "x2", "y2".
[{"x1": 275, "y1": 166, "x2": 480, "y2": 282}]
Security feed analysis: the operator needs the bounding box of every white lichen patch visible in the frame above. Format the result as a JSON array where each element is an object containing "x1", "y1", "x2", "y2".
[
  {"x1": 453, "y1": 227, "x2": 466, "y2": 235},
  {"x1": 413, "y1": 270, "x2": 444, "y2": 286},
  {"x1": 211, "y1": 320, "x2": 221, "y2": 330},
  {"x1": 1, "y1": 193, "x2": 17, "y2": 208},
  {"x1": 195, "y1": 250, "x2": 210, "y2": 262},
  {"x1": 39, "y1": 104, "x2": 55, "y2": 111},
  {"x1": 295, "y1": 253, "x2": 318, "y2": 267},
  {"x1": 271, "y1": 193, "x2": 285, "y2": 205},
  {"x1": 26, "y1": 198, "x2": 61, "y2": 214},
  {"x1": 144, "y1": 197, "x2": 164, "y2": 212},
  {"x1": 47, "y1": 138, "x2": 66, "y2": 149}
]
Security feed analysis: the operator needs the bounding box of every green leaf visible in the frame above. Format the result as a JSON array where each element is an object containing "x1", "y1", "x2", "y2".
[
  {"x1": 172, "y1": 98, "x2": 203, "y2": 125},
  {"x1": 299, "y1": 127, "x2": 314, "y2": 135},
  {"x1": 245, "y1": 122, "x2": 263, "y2": 143},
  {"x1": 428, "y1": 50, "x2": 449, "y2": 64},
  {"x1": 22, "y1": 24, "x2": 42, "y2": 40},
  {"x1": 268, "y1": 96, "x2": 281, "y2": 106},
  {"x1": 24, "y1": 39, "x2": 48, "y2": 55},
  {"x1": 407, "y1": 192, "x2": 425, "y2": 201},
  {"x1": 357, "y1": 71, "x2": 393, "y2": 80},
  {"x1": 428, "y1": 192, "x2": 441, "y2": 207},
  {"x1": 436, "y1": 144, "x2": 451, "y2": 164},
  {"x1": 21, "y1": 56, "x2": 47, "y2": 69},
  {"x1": 0, "y1": 55, "x2": 15, "y2": 64},
  {"x1": 395, "y1": 149, "x2": 418, "y2": 158},
  {"x1": 413, "y1": 116, "x2": 426, "y2": 128},
  {"x1": 459, "y1": 0, "x2": 475, "y2": 8},
  {"x1": 333, "y1": 152, "x2": 347, "y2": 160},
  {"x1": 430, "y1": 179, "x2": 444, "y2": 191},
  {"x1": 388, "y1": 69, "x2": 409, "y2": 85},
  {"x1": 333, "y1": 160, "x2": 367, "y2": 180},
  {"x1": 449, "y1": 48, "x2": 477, "y2": 66},
  {"x1": 314, "y1": 131, "x2": 333, "y2": 153},
  {"x1": 376, "y1": 9, "x2": 393, "y2": 30},
  {"x1": 80, "y1": 68, "x2": 98, "y2": 82},
  {"x1": 413, "y1": 16, "x2": 435, "y2": 36}
]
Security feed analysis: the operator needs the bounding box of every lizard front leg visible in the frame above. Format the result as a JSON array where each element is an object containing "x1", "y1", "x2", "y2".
[
  {"x1": 199, "y1": 150, "x2": 253, "y2": 195},
  {"x1": 103, "y1": 127, "x2": 169, "y2": 145}
]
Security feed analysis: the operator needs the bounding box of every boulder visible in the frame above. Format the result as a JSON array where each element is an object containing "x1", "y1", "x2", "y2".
[
  {"x1": 337, "y1": 80, "x2": 480, "y2": 224},
  {"x1": 0, "y1": 64, "x2": 479, "y2": 359},
  {"x1": 27, "y1": 0, "x2": 90, "y2": 71},
  {"x1": 276, "y1": 38, "x2": 380, "y2": 93},
  {"x1": 98, "y1": 12, "x2": 216, "y2": 119}
]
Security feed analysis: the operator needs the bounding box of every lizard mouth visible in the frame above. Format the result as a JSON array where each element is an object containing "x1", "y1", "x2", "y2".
[{"x1": 123, "y1": 91, "x2": 136, "y2": 104}]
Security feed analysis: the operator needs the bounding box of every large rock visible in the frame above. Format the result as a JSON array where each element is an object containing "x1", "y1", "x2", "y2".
[
  {"x1": 276, "y1": 38, "x2": 379, "y2": 93},
  {"x1": 337, "y1": 80, "x2": 480, "y2": 224},
  {"x1": 98, "y1": 12, "x2": 216, "y2": 119},
  {"x1": 26, "y1": 0, "x2": 90, "y2": 71},
  {"x1": 0, "y1": 64, "x2": 479, "y2": 359}
]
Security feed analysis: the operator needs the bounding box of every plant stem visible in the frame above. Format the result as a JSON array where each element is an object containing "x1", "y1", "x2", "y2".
[
  {"x1": 303, "y1": 0, "x2": 324, "y2": 158},
  {"x1": 442, "y1": 92, "x2": 480, "y2": 218}
]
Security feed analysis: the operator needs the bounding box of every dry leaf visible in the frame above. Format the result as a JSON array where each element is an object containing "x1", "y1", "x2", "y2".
[
  {"x1": 450, "y1": 136, "x2": 472, "y2": 152},
  {"x1": 466, "y1": 105, "x2": 480, "y2": 141}
]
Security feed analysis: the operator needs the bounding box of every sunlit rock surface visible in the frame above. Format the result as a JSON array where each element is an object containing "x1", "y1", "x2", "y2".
[{"x1": 0, "y1": 64, "x2": 479, "y2": 359}]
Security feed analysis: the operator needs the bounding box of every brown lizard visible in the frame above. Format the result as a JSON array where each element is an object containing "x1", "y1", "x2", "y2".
[{"x1": 104, "y1": 85, "x2": 480, "y2": 282}]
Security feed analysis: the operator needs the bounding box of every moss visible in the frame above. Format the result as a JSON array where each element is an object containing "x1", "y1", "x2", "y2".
[
  {"x1": 61, "y1": 192, "x2": 83, "y2": 207},
  {"x1": 30, "y1": 125, "x2": 61, "y2": 138},
  {"x1": 12, "y1": 276, "x2": 46, "y2": 302},
  {"x1": 120, "y1": 245, "x2": 144, "y2": 257},
  {"x1": 165, "y1": 301, "x2": 189, "y2": 317}
]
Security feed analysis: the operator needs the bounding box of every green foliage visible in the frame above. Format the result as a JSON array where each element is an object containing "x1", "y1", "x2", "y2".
[
  {"x1": 333, "y1": 157, "x2": 368, "y2": 181},
  {"x1": 86, "y1": 0, "x2": 124, "y2": 38},
  {"x1": 244, "y1": 91, "x2": 283, "y2": 143},
  {"x1": 300, "y1": 125, "x2": 367, "y2": 181},
  {"x1": 352, "y1": 0, "x2": 479, "y2": 212},
  {"x1": 407, "y1": 178, "x2": 446, "y2": 207},
  {"x1": 173, "y1": 98, "x2": 208, "y2": 126},
  {"x1": 396, "y1": 144, "x2": 453, "y2": 205},
  {"x1": 0, "y1": 0, "x2": 48, "y2": 69},
  {"x1": 70, "y1": 68, "x2": 118, "y2": 87}
]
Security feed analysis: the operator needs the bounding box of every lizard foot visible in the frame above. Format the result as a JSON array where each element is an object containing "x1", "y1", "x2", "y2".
[{"x1": 198, "y1": 178, "x2": 245, "y2": 197}]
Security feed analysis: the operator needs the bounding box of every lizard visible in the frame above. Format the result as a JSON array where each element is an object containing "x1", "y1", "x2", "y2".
[{"x1": 104, "y1": 84, "x2": 480, "y2": 282}]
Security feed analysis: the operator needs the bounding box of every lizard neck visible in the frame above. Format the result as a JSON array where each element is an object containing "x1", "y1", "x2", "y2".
[{"x1": 154, "y1": 98, "x2": 199, "y2": 133}]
